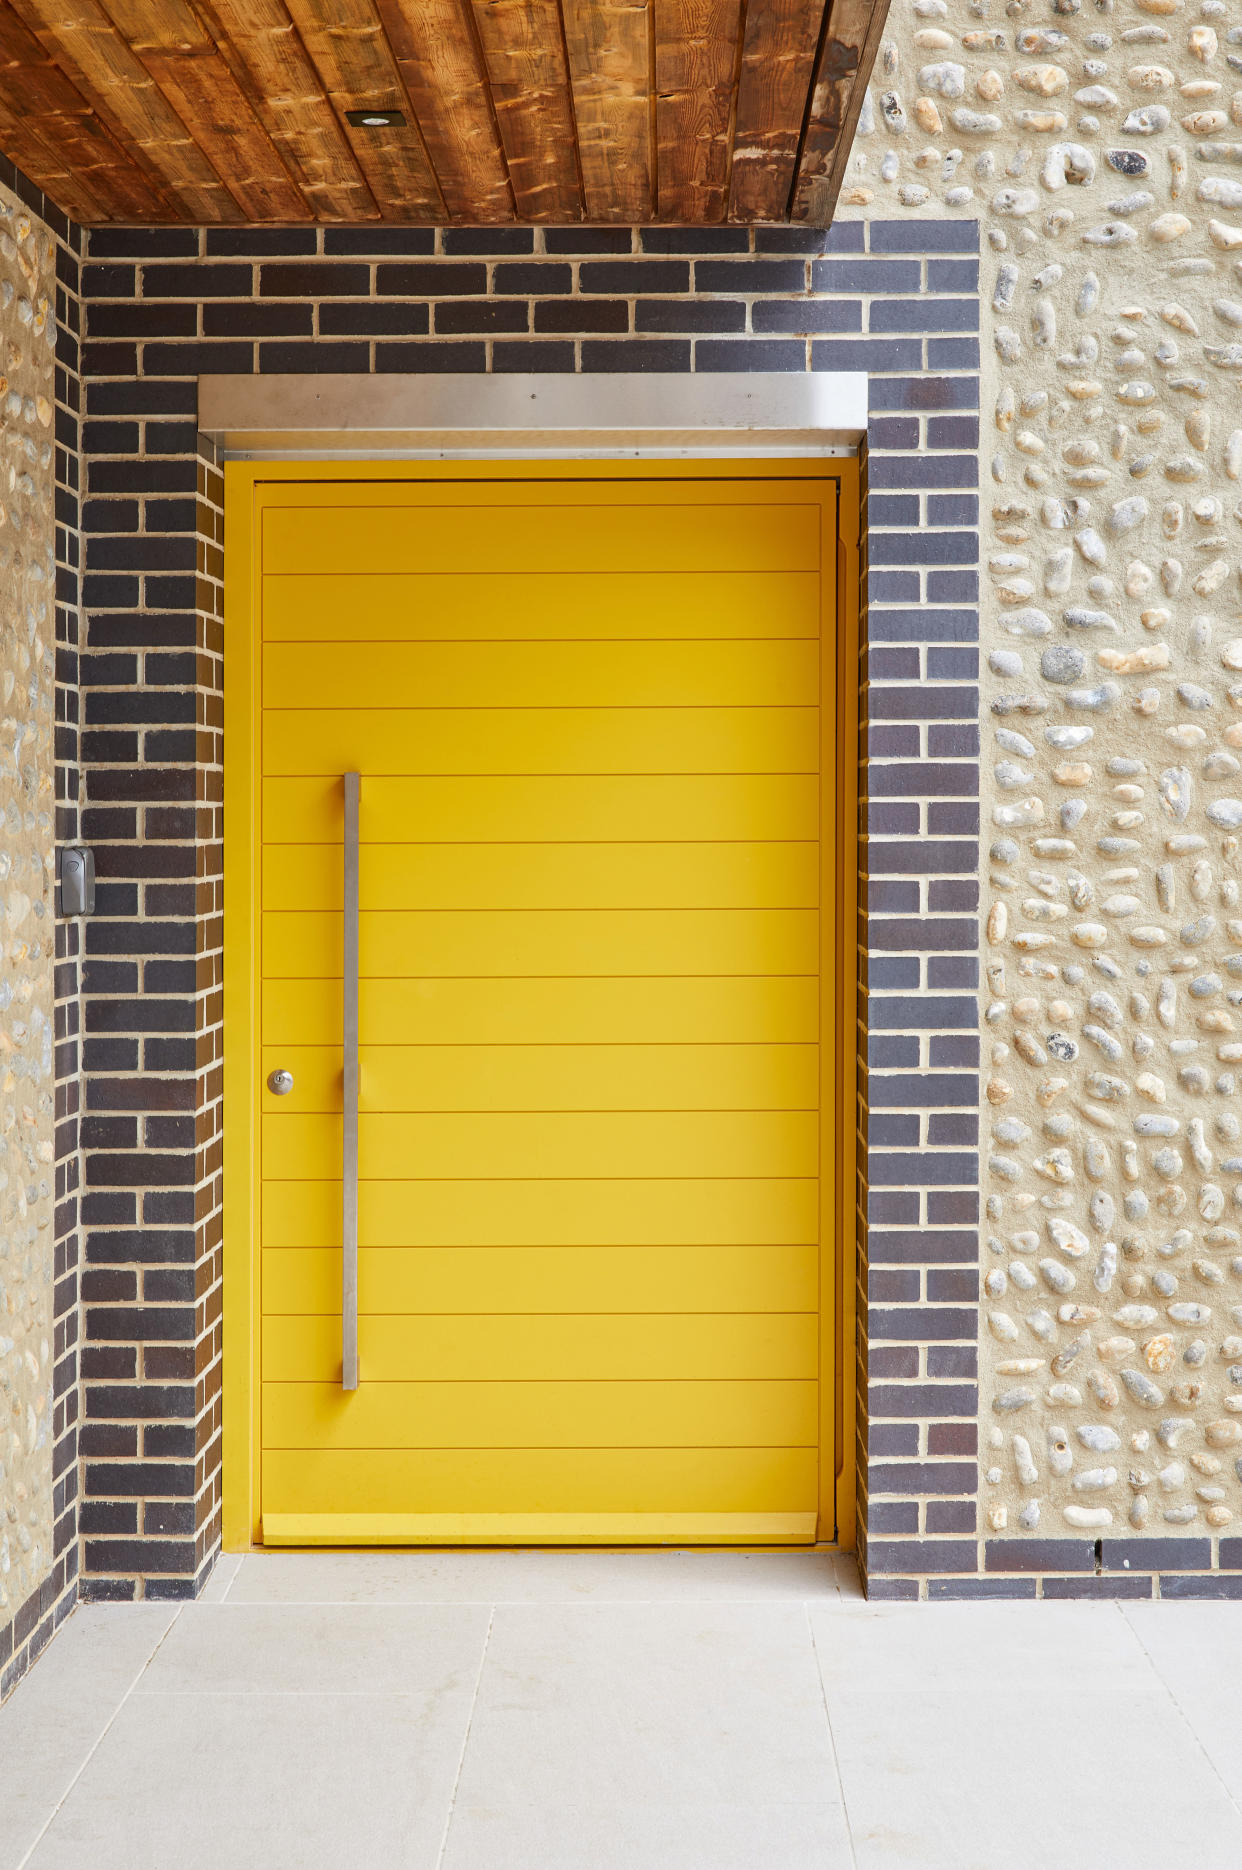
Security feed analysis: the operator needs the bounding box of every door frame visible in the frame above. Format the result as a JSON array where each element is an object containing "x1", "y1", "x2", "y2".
[{"x1": 222, "y1": 456, "x2": 860, "y2": 1551}]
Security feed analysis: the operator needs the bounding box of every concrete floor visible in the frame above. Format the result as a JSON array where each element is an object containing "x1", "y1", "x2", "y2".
[{"x1": 2, "y1": 1551, "x2": 1241, "y2": 1869}]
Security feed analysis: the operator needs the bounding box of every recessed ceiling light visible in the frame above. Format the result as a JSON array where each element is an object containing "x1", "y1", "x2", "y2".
[{"x1": 346, "y1": 108, "x2": 405, "y2": 127}]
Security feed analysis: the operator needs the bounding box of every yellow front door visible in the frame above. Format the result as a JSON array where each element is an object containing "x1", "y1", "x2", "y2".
[{"x1": 229, "y1": 464, "x2": 847, "y2": 1547}]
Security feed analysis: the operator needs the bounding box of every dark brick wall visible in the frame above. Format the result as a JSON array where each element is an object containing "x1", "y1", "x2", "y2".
[
  {"x1": 75, "y1": 218, "x2": 984, "y2": 1598},
  {"x1": 76, "y1": 438, "x2": 224, "y2": 1603}
]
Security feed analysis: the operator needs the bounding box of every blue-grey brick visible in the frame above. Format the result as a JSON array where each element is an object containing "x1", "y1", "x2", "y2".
[
  {"x1": 867, "y1": 839, "x2": 974, "y2": 876},
  {"x1": 927, "y1": 258, "x2": 981, "y2": 292},
  {"x1": 869, "y1": 571, "x2": 921, "y2": 604},
  {"x1": 867, "y1": 917, "x2": 976, "y2": 954},
  {"x1": 869, "y1": 375, "x2": 979, "y2": 412},
  {"x1": 812, "y1": 258, "x2": 922, "y2": 293},
  {"x1": 870, "y1": 530, "x2": 976, "y2": 567},
  {"x1": 868, "y1": 1071, "x2": 978, "y2": 1105},
  {"x1": 928, "y1": 1111, "x2": 979, "y2": 1147},
  {"x1": 868, "y1": 608, "x2": 979, "y2": 644},
  {"x1": 868, "y1": 997, "x2": 978, "y2": 1032},
  {"x1": 694, "y1": 339, "x2": 804, "y2": 371},
  {"x1": 751, "y1": 299, "x2": 861, "y2": 335},
  {"x1": 870, "y1": 1113, "x2": 921, "y2": 1147},
  {"x1": 930, "y1": 879, "x2": 978, "y2": 912},
  {"x1": 868, "y1": 1228, "x2": 978, "y2": 1265},
  {"x1": 869, "y1": 761, "x2": 976, "y2": 798},
  {"x1": 758, "y1": 223, "x2": 861, "y2": 253},
  {"x1": 928, "y1": 647, "x2": 978, "y2": 680},
  {"x1": 927, "y1": 723, "x2": 980, "y2": 759},
  {"x1": 928, "y1": 801, "x2": 979, "y2": 834},
  {"x1": 930, "y1": 1036, "x2": 979, "y2": 1068},
  {"x1": 929, "y1": 336, "x2": 981, "y2": 369},
  {"x1": 927, "y1": 493, "x2": 979, "y2": 525},
  {"x1": 813, "y1": 337, "x2": 924, "y2": 373},
  {"x1": 868, "y1": 646, "x2": 920, "y2": 680},
  {"x1": 868, "y1": 416, "x2": 920, "y2": 450},
  {"x1": 868, "y1": 1036, "x2": 920, "y2": 1070},
  {"x1": 928, "y1": 570, "x2": 979, "y2": 604},
  {"x1": 869, "y1": 454, "x2": 978, "y2": 491},
  {"x1": 869, "y1": 725, "x2": 922, "y2": 757},
  {"x1": 870, "y1": 297, "x2": 978, "y2": 335},
  {"x1": 927, "y1": 956, "x2": 977, "y2": 988},
  {"x1": 869, "y1": 879, "x2": 920, "y2": 912},
  {"x1": 868, "y1": 956, "x2": 921, "y2": 989},
  {"x1": 867, "y1": 683, "x2": 976, "y2": 720},
  {"x1": 869, "y1": 220, "x2": 979, "y2": 253},
  {"x1": 869, "y1": 494, "x2": 921, "y2": 526}
]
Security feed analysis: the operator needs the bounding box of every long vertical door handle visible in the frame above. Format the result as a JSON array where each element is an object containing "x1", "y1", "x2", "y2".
[{"x1": 342, "y1": 771, "x2": 360, "y2": 1390}]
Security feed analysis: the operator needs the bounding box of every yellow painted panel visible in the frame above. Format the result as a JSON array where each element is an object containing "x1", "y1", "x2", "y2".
[
  {"x1": 257, "y1": 1043, "x2": 819, "y2": 1113},
  {"x1": 261, "y1": 1109, "x2": 818, "y2": 1181},
  {"x1": 262, "y1": 571, "x2": 821, "y2": 641},
  {"x1": 260, "y1": 909, "x2": 817, "y2": 980},
  {"x1": 262, "y1": 707, "x2": 819, "y2": 778},
  {"x1": 263, "y1": 976, "x2": 819, "y2": 1047},
  {"x1": 262, "y1": 1311, "x2": 816, "y2": 1382},
  {"x1": 261, "y1": 1380, "x2": 816, "y2": 1449},
  {"x1": 261, "y1": 842, "x2": 817, "y2": 912},
  {"x1": 231, "y1": 466, "x2": 842, "y2": 1548},
  {"x1": 261, "y1": 1510, "x2": 817, "y2": 1545},
  {"x1": 261, "y1": 1446, "x2": 818, "y2": 1516},
  {"x1": 261, "y1": 1177, "x2": 819, "y2": 1248},
  {"x1": 262, "y1": 501, "x2": 821, "y2": 576},
  {"x1": 262, "y1": 774, "x2": 819, "y2": 846},
  {"x1": 260, "y1": 1243, "x2": 818, "y2": 1315},
  {"x1": 263, "y1": 639, "x2": 818, "y2": 710}
]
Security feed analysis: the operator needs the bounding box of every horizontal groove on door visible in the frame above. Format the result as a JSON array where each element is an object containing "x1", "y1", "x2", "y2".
[
  {"x1": 261, "y1": 978, "x2": 820, "y2": 1046},
  {"x1": 262, "y1": 571, "x2": 821, "y2": 640},
  {"x1": 259, "y1": 1244, "x2": 818, "y2": 1314},
  {"x1": 261, "y1": 1313, "x2": 817, "y2": 1383},
  {"x1": 261, "y1": 1110, "x2": 818, "y2": 1181},
  {"x1": 263, "y1": 640, "x2": 819, "y2": 710},
  {"x1": 260, "y1": 1447, "x2": 818, "y2": 1516},
  {"x1": 257, "y1": 1043, "x2": 820, "y2": 1111},
  {"x1": 261, "y1": 843, "x2": 819, "y2": 912},
  {"x1": 262, "y1": 708, "x2": 819, "y2": 777},
  {"x1": 261, "y1": 501, "x2": 821, "y2": 576},
  {"x1": 261, "y1": 1380, "x2": 817, "y2": 1449},
  {"x1": 261, "y1": 774, "x2": 819, "y2": 844},
  {"x1": 260, "y1": 913, "x2": 818, "y2": 979}
]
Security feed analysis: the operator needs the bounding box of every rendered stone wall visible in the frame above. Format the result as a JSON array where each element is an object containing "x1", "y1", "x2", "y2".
[
  {"x1": 842, "y1": 0, "x2": 1242, "y2": 1556},
  {"x1": 0, "y1": 180, "x2": 59, "y2": 1635}
]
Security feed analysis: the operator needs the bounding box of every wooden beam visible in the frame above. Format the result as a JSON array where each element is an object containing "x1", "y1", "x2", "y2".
[
  {"x1": 562, "y1": 0, "x2": 652, "y2": 223},
  {"x1": 0, "y1": 1, "x2": 173, "y2": 220},
  {"x1": 654, "y1": 0, "x2": 745, "y2": 223},
  {"x1": 791, "y1": 0, "x2": 886, "y2": 223},
  {"x1": 375, "y1": 0, "x2": 513, "y2": 222},
  {"x1": 728, "y1": 0, "x2": 827, "y2": 223},
  {"x1": 9, "y1": 0, "x2": 241, "y2": 219},
  {"x1": 190, "y1": 0, "x2": 380, "y2": 221},
  {"x1": 467, "y1": 0, "x2": 582, "y2": 222},
  {"x1": 97, "y1": 0, "x2": 311, "y2": 221},
  {"x1": 281, "y1": 0, "x2": 446, "y2": 219}
]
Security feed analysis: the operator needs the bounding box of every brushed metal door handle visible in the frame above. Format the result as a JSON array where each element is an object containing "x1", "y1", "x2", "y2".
[{"x1": 342, "y1": 771, "x2": 360, "y2": 1392}]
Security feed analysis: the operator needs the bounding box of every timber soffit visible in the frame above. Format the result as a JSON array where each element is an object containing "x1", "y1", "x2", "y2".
[{"x1": 0, "y1": 0, "x2": 887, "y2": 227}]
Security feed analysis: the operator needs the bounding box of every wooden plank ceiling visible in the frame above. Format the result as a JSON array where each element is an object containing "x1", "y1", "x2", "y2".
[{"x1": 0, "y1": 0, "x2": 886, "y2": 225}]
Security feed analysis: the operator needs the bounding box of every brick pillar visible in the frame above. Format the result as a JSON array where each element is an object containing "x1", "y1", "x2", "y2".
[{"x1": 77, "y1": 388, "x2": 224, "y2": 1600}]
